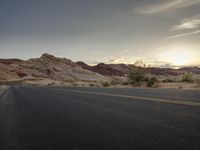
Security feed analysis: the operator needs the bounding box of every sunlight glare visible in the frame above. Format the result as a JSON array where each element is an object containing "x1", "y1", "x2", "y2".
[{"x1": 161, "y1": 47, "x2": 195, "y2": 66}]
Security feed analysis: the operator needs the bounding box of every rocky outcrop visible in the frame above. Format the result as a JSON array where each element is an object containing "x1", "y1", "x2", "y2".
[{"x1": 0, "y1": 53, "x2": 109, "y2": 85}]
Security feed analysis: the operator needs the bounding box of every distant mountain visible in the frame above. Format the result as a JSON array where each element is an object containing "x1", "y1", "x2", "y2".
[
  {"x1": 179, "y1": 67, "x2": 200, "y2": 74},
  {"x1": 146, "y1": 67, "x2": 181, "y2": 76},
  {"x1": 76, "y1": 62, "x2": 127, "y2": 76},
  {"x1": 77, "y1": 62, "x2": 200, "y2": 76}
]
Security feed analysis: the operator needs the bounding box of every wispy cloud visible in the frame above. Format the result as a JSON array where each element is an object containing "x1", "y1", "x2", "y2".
[
  {"x1": 106, "y1": 57, "x2": 127, "y2": 64},
  {"x1": 105, "y1": 48, "x2": 136, "y2": 63},
  {"x1": 134, "y1": 0, "x2": 200, "y2": 14},
  {"x1": 102, "y1": 47, "x2": 148, "y2": 64},
  {"x1": 114, "y1": 48, "x2": 135, "y2": 57},
  {"x1": 172, "y1": 14, "x2": 200, "y2": 31},
  {"x1": 164, "y1": 30, "x2": 200, "y2": 40}
]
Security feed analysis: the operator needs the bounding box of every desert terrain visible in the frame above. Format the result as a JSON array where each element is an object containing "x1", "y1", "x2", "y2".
[{"x1": 0, "y1": 53, "x2": 199, "y2": 90}]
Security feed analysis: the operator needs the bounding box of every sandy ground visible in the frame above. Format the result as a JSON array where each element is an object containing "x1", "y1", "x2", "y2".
[
  {"x1": 159, "y1": 82, "x2": 200, "y2": 90},
  {"x1": 0, "y1": 77, "x2": 200, "y2": 90}
]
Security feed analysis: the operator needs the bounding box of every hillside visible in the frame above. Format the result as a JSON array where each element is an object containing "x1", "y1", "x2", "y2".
[{"x1": 0, "y1": 54, "x2": 109, "y2": 86}]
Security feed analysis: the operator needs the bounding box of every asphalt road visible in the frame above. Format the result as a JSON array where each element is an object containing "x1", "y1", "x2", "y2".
[{"x1": 0, "y1": 86, "x2": 200, "y2": 150}]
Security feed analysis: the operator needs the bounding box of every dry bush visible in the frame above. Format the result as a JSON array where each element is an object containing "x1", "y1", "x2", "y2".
[
  {"x1": 162, "y1": 78, "x2": 174, "y2": 83},
  {"x1": 111, "y1": 77, "x2": 121, "y2": 85},
  {"x1": 102, "y1": 82, "x2": 110, "y2": 87},
  {"x1": 128, "y1": 60, "x2": 147, "y2": 84},
  {"x1": 152, "y1": 83, "x2": 161, "y2": 88},
  {"x1": 121, "y1": 80, "x2": 129, "y2": 85},
  {"x1": 147, "y1": 76, "x2": 159, "y2": 87},
  {"x1": 182, "y1": 72, "x2": 193, "y2": 82}
]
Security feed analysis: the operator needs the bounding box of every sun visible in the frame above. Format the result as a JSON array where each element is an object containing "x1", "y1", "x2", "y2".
[
  {"x1": 170, "y1": 50, "x2": 191, "y2": 66},
  {"x1": 161, "y1": 47, "x2": 194, "y2": 66}
]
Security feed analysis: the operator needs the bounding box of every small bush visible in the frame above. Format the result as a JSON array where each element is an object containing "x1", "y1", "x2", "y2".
[
  {"x1": 147, "y1": 76, "x2": 158, "y2": 87},
  {"x1": 111, "y1": 78, "x2": 120, "y2": 85},
  {"x1": 143, "y1": 77, "x2": 149, "y2": 82},
  {"x1": 152, "y1": 83, "x2": 161, "y2": 88},
  {"x1": 195, "y1": 82, "x2": 200, "y2": 88},
  {"x1": 128, "y1": 60, "x2": 147, "y2": 84},
  {"x1": 102, "y1": 82, "x2": 110, "y2": 87},
  {"x1": 89, "y1": 83, "x2": 95, "y2": 87},
  {"x1": 178, "y1": 86, "x2": 182, "y2": 89},
  {"x1": 162, "y1": 78, "x2": 174, "y2": 83},
  {"x1": 182, "y1": 72, "x2": 193, "y2": 82},
  {"x1": 121, "y1": 80, "x2": 129, "y2": 85}
]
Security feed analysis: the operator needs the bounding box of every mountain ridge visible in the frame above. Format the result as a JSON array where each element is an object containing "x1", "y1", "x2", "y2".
[
  {"x1": 0, "y1": 53, "x2": 199, "y2": 86},
  {"x1": 76, "y1": 61, "x2": 200, "y2": 76}
]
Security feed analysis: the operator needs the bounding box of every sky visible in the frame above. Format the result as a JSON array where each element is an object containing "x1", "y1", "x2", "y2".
[{"x1": 0, "y1": 0, "x2": 200, "y2": 67}]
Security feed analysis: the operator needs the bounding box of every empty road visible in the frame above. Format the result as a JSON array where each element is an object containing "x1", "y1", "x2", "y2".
[{"x1": 0, "y1": 86, "x2": 200, "y2": 150}]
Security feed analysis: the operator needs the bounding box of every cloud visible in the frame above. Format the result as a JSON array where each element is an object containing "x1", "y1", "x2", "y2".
[
  {"x1": 134, "y1": 0, "x2": 200, "y2": 14},
  {"x1": 106, "y1": 57, "x2": 127, "y2": 64},
  {"x1": 172, "y1": 14, "x2": 200, "y2": 31},
  {"x1": 114, "y1": 48, "x2": 135, "y2": 56},
  {"x1": 105, "y1": 48, "x2": 136, "y2": 63},
  {"x1": 164, "y1": 30, "x2": 200, "y2": 40}
]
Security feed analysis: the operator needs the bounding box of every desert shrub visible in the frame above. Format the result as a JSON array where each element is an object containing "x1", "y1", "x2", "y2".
[
  {"x1": 195, "y1": 79, "x2": 200, "y2": 83},
  {"x1": 162, "y1": 78, "x2": 174, "y2": 83},
  {"x1": 89, "y1": 83, "x2": 95, "y2": 87},
  {"x1": 182, "y1": 72, "x2": 193, "y2": 82},
  {"x1": 111, "y1": 78, "x2": 121, "y2": 85},
  {"x1": 121, "y1": 80, "x2": 129, "y2": 85},
  {"x1": 143, "y1": 76, "x2": 149, "y2": 82},
  {"x1": 147, "y1": 76, "x2": 158, "y2": 87},
  {"x1": 152, "y1": 83, "x2": 161, "y2": 88},
  {"x1": 178, "y1": 86, "x2": 182, "y2": 89},
  {"x1": 128, "y1": 60, "x2": 147, "y2": 84},
  {"x1": 195, "y1": 82, "x2": 200, "y2": 88},
  {"x1": 102, "y1": 82, "x2": 110, "y2": 87}
]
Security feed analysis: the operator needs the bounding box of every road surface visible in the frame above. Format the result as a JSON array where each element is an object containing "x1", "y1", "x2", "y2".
[{"x1": 0, "y1": 86, "x2": 200, "y2": 150}]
